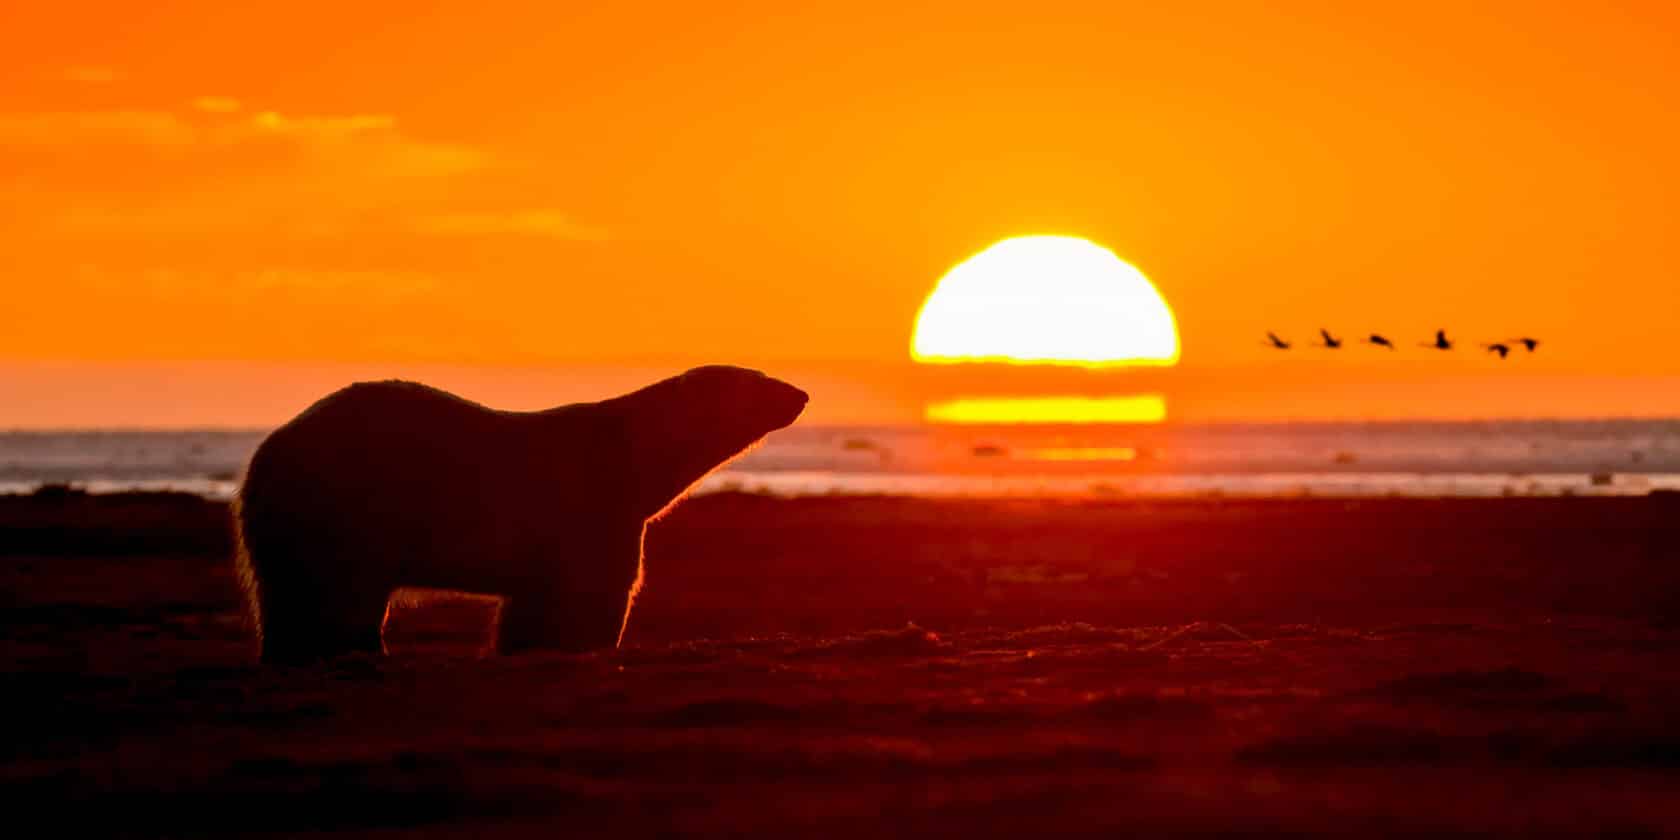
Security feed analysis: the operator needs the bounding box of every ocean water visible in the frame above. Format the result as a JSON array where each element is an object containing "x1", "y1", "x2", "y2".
[{"x1": 3, "y1": 420, "x2": 1679, "y2": 500}]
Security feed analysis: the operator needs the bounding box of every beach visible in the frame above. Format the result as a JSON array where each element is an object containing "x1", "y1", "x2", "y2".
[{"x1": 6, "y1": 490, "x2": 1680, "y2": 835}]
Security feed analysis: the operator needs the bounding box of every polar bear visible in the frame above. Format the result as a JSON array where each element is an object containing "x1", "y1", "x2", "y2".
[{"x1": 234, "y1": 365, "x2": 807, "y2": 664}]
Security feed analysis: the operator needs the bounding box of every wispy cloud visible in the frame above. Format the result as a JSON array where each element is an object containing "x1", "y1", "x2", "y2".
[
  {"x1": 62, "y1": 66, "x2": 121, "y2": 84},
  {"x1": 14, "y1": 263, "x2": 484, "y2": 362},
  {"x1": 0, "y1": 97, "x2": 602, "y2": 358},
  {"x1": 0, "y1": 110, "x2": 195, "y2": 148},
  {"x1": 417, "y1": 210, "x2": 607, "y2": 240},
  {"x1": 0, "y1": 104, "x2": 542, "y2": 240},
  {"x1": 103, "y1": 266, "x2": 444, "y2": 298},
  {"x1": 192, "y1": 96, "x2": 242, "y2": 114},
  {"x1": 0, "y1": 106, "x2": 485, "y2": 175}
]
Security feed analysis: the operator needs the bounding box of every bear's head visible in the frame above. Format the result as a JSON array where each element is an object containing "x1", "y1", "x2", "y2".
[{"x1": 619, "y1": 365, "x2": 807, "y2": 518}]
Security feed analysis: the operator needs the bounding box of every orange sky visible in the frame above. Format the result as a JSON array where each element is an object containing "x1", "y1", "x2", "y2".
[{"x1": 3, "y1": 2, "x2": 1679, "y2": 425}]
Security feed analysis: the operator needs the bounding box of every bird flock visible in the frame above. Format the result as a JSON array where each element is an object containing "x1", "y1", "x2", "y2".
[{"x1": 1265, "y1": 330, "x2": 1540, "y2": 359}]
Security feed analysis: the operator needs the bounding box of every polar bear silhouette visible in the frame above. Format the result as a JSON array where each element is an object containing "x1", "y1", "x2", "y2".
[{"x1": 234, "y1": 365, "x2": 807, "y2": 664}]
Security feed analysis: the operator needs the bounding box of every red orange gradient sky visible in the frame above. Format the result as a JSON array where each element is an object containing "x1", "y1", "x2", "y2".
[{"x1": 3, "y1": 2, "x2": 1679, "y2": 426}]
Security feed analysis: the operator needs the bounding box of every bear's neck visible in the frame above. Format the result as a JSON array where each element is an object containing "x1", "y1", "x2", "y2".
[
  {"x1": 537, "y1": 394, "x2": 723, "y2": 521},
  {"x1": 622, "y1": 406, "x2": 730, "y2": 520}
]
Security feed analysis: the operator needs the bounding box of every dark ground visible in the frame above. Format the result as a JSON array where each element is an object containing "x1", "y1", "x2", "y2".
[{"x1": 5, "y1": 490, "x2": 1680, "y2": 836}]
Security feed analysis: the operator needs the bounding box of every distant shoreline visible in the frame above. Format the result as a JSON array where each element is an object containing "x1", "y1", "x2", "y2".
[
  {"x1": 6, "y1": 470, "x2": 1680, "y2": 502},
  {"x1": 7, "y1": 415, "x2": 1680, "y2": 434},
  {"x1": 6, "y1": 419, "x2": 1680, "y2": 500}
]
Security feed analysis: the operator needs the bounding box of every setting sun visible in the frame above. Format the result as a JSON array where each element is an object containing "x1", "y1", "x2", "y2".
[{"x1": 911, "y1": 236, "x2": 1180, "y2": 368}]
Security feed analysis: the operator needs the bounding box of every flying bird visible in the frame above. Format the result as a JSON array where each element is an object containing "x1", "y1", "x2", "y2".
[
  {"x1": 1513, "y1": 337, "x2": 1540, "y2": 352},
  {"x1": 1318, "y1": 329, "x2": 1343, "y2": 349},
  {"x1": 1484, "y1": 343, "x2": 1511, "y2": 359},
  {"x1": 1366, "y1": 333, "x2": 1395, "y2": 350},
  {"x1": 1265, "y1": 331, "x2": 1292, "y2": 350},
  {"x1": 1421, "y1": 329, "x2": 1453, "y2": 350}
]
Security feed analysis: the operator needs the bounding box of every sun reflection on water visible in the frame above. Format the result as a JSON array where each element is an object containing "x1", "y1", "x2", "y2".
[
  {"x1": 1022, "y1": 446, "x2": 1139, "y2": 462},
  {"x1": 924, "y1": 395, "x2": 1167, "y2": 425}
]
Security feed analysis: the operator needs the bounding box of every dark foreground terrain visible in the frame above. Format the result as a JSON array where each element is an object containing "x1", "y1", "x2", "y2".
[{"x1": 5, "y1": 490, "x2": 1680, "y2": 835}]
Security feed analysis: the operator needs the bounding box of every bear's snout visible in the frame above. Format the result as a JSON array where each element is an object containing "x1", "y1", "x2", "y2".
[{"x1": 768, "y1": 379, "x2": 809, "y2": 428}]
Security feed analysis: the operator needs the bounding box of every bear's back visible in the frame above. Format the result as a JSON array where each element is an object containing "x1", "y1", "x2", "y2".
[
  {"x1": 280, "y1": 379, "x2": 491, "y2": 439},
  {"x1": 239, "y1": 381, "x2": 624, "y2": 548},
  {"x1": 250, "y1": 381, "x2": 499, "y2": 483},
  {"x1": 239, "y1": 382, "x2": 520, "y2": 549}
]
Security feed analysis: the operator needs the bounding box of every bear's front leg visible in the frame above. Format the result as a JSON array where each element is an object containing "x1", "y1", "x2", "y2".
[
  {"x1": 494, "y1": 524, "x2": 645, "y2": 655},
  {"x1": 496, "y1": 586, "x2": 630, "y2": 655}
]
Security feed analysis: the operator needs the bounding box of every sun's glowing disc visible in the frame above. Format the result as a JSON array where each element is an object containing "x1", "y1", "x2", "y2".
[{"x1": 911, "y1": 236, "x2": 1180, "y2": 367}]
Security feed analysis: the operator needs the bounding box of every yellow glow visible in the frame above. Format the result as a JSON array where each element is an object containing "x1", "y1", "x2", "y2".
[
  {"x1": 911, "y1": 236, "x2": 1180, "y2": 367},
  {"x1": 1024, "y1": 447, "x2": 1139, "y2": 462},
  {"x1": 925, "y1": 395, "x2": 1167, "y2": 424}
]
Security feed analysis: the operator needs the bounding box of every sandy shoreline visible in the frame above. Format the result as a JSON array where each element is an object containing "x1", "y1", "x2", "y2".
[
  {"x1": 5, "y1": 491, "x2": 1680, "y2": 834},
  {"x1": 10, "y1": 489, "x2": 1675, "y2": 642}
]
